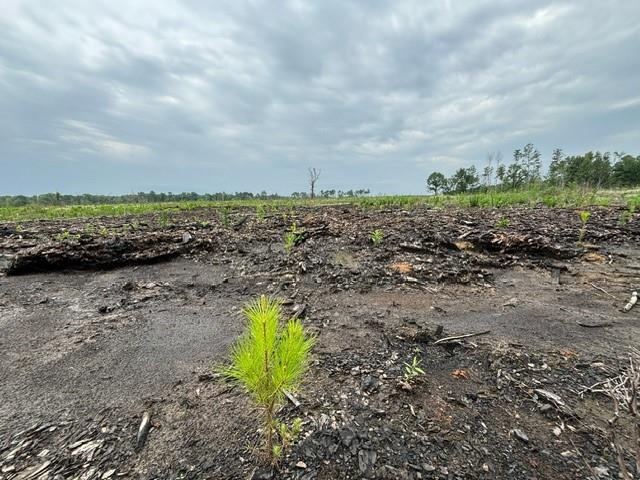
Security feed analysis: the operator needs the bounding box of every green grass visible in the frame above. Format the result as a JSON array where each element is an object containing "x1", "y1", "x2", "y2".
[{"x1": 2, "y1": 188, "x2": 639, "y2": 222}]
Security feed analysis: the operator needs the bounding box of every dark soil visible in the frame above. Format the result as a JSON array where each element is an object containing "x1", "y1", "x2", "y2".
[{"x1": 1, "y1": 205, "x2": 639, "y2": 479}]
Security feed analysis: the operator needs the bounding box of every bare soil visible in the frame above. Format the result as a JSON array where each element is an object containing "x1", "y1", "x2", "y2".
[{"x1": 1, "y1": 205, "x2": 639, "y2": 479}]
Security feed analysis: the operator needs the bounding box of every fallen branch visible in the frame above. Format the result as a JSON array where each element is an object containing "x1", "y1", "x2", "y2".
[
  {"x1": 576, "y1": 321, "x2": 614, "y2": 328},
  {"x1": 589, "y1": 282, "x2": 619, "y2": 301},
  {"x1": 434, "y1": 330, "x2": 491, "y2": 344}
]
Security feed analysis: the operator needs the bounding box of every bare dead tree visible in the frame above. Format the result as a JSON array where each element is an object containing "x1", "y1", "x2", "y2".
[{"x1": 308, "y1": 168, "x2": 321, "y2": 199}]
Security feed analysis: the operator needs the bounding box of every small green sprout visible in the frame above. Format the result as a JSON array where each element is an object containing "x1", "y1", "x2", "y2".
[
  {"x1": 277, "y1": 417, "x2": 303, "y2": 450},
  {"x1": 578, "y1": 210, "x2": 591, "y2": 243},
  {"x1": 403, "y1": 356, "x2": 425, "y2": 381},
  {"x1": 369, "y1": 229, "x2": 384, "y2": 246},
  {"x1": 283, "y1": 222, "x2": 305, "y2": 254},
  {"x1": 55, "y1": 229, "x2": 79, "y2": 241},
  {"x1": 256, "y1": 204, "x2": 266, "y2": 222},
  {"x1": 159, "y1": 212, "x2": 170, "y2": 228},
  {"x1": 495, "y1": 217, "x2": 510, "y2": 230},
  {"x1": 219, "y1": 207, "x2": 231, "y2": 227}
]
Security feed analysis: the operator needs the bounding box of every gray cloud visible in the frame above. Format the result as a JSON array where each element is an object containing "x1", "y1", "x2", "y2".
[{"x1": 1, "y1": 0, "x2": 639, "y2": 195}]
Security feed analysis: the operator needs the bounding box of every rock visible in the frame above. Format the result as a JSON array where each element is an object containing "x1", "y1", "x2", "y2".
[
  {"x1": 511, "y1": 428, "x2": 529, "y2": 443},
  {"x1": 296, "y1": 461, "x2": 307, "y2": 469},
  {"x1": 552, "y1": 427, "x2": 561, "y2": 437},
  {"x1": 358, "y1": 449, "x2": 377, "y2": 473},
  {"x1": 593, "y1": 466, "x2": 609, "y2": 477},
  {"x1": 503, "y1": 297, "x2": 518, "y2": 307},
  {"x1": 136, "y1": 412, "x2": 151, "y2": 450},
  {"x1": 182, "y1": 232, "x2": 193, "y2": 244},
  {"x1": 251, "y1": 467, "x2": 273, "y2": 480},
  {"x1": 361, "y1": 375, "x2": 379, "y2": 393},
  {"x1": 340, "y1": 427, "x2": 356, "y2": 447}
]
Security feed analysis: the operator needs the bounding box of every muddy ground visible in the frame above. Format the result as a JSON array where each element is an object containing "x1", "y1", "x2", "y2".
[{"x1": 1, "y1": 205, "x2": 639, "y2": 479}]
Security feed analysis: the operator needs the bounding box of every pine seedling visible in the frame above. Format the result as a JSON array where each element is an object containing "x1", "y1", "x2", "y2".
[
  {"x1": 578, "y1": 210, "x2": 591, "y2": 244},
  {"x1": 283, "y1": 223, "x2": 304, "y2": 254},
  {"x1": 369, "y1": 229, "x2": 384, "y2": 246},
  {"x1": 222, "y1": 296, "x2": 315, "y2": 463}
]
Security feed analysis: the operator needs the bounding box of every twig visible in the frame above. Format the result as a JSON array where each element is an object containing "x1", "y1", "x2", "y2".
[
  {"x1": 568, "y1": 437, "x2": 596, "y2": 479},
  {"x1": 558, "y1": 305, "x2": 616, "y2": 322},
  {"x1": 434, "y1": 330, "x2": 491, "y2": 344},
  {"x1": 283, "y1": 390, "x2": 301, "y2": 408},
  {"x1": 576, "y1": 320, "x2": 614, "y2": 328},
  {"x1": 589, "y1": 282, "x2": 619, "y2": 301}
]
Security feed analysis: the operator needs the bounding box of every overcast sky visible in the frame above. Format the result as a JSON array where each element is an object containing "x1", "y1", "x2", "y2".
[{"x1": 1, "y1": 1, "x2": 639, "y2": 196}]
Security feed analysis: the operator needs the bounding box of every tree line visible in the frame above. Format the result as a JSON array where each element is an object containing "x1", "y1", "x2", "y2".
[
  {"x1": 0, "y1": 188, "x2": 372, "y2": 207},
  {"x1": 427, "y1": 144, "x2": 640, "y2": 194}
]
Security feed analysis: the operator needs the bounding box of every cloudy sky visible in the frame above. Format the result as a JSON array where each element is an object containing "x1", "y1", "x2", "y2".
[{"x1": 1, "y1": 1, "x2": 639, "y2": 195}]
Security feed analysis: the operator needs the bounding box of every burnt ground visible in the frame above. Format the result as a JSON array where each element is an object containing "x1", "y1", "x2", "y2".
[{"x1": 1, "y1": 205, "x2": 639, "y2": 479}]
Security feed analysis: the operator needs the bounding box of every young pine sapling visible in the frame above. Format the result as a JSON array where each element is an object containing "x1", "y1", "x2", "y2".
[
  {"x1": 369, "y1": 229, "x2": 384, "y2": 246},
  {"x1": 222, "y1": 296, "x2": 315, "y2": 463},
  {"x1": 578, "y1": 210, "x2": 591, "y2": 244},
  {"x1": 283, "y1": 223, "x2": 304, "y2": 254}
]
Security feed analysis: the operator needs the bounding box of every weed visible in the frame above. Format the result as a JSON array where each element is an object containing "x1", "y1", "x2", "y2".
[
  {"x1": 219, "y1": 207, "x2": 231, "y2": 227},
  {"x1": 83, "y1": 224, "x2": 96, "y2": 236},
  {"x1": 159, "y1": 212, "x2": 170, "y2": 228},
  {"x1": 369, "y1": 229, "x2": 384, "y2": 246},
  {"x1": 98, "y1": 226, "x2": 109, "y2": 236},
  {"x1": 15, "y1": 224, "x2": 23, "y2": 233},
  {"x1": 2, "y1": 187, "x2": 640, "y2": 222},
  {"x1": 578, "y1": 210, "x2": 591, "y2": 243},
  {"x1": 403, "y1": 356, "x2": 425, "y2": 381},
  {"x1": 221, "y1": 296, "x2": 314, "y2": 463},
  {"x1": 283, "y1": 223, "x2": 305, "y2": 254},
  {"x1": 256, "y1": 204, "x2": 266, "y2": 222},
  {"x1": 620, "y1": 203, "x2": 636, "y2": 225},
  {"x1": 55, "y1": 229, "x2": 79, "y2": 241},
  {"x1": 276, "y1": 417, "x2": 303, "y2": 453},
  {"x1": 495, "y1": 217, "x2": 510, "y2": 229},
  {"x1": 619, "y1": 211, "x2": 633, "y2": 225}
]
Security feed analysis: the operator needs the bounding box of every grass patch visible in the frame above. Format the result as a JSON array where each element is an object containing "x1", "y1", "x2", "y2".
[{"x1": 1, "y1": 188, "x2": 639, "y2": 222}]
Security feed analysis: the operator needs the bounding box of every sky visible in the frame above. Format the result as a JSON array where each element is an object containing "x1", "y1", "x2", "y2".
[{"x1": 1, "y1": 1, "x2": 639, "y2": 196}]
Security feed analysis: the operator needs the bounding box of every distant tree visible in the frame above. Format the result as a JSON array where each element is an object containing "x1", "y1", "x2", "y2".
[
  {"x1": 426, "y1": 172, "x2": 447, "y2": 195},
  {"x1": 504, "y1": 162, "x2": 526, "y2": 189},
  {"x1": 308, "y1": 168, "x2": 321, "y2": 199},
  {"x1": 562, "y1": 151, "x2": 612, "y2": 187},
  {"x1": 495, "y1": 164, "x2": 506, "y2": 186},
  {"x1": 612, "y1": 154, "x2": 640, "y2": 186},
  {"x1": 450, "y1": 167, "x2": 479, "y2": 193},
  {"x1": 483, "y1": 152, "x2": 498, "y2": 187},
  {"x1": 482, "y1": 166, "x2": 493, "y2": 187},
  {"x1": 520, "y1": 143, "x2": 542, "y2": 184},
  {"x1": 548, "y1": 148, "x2": 565, "y2": 187}
]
